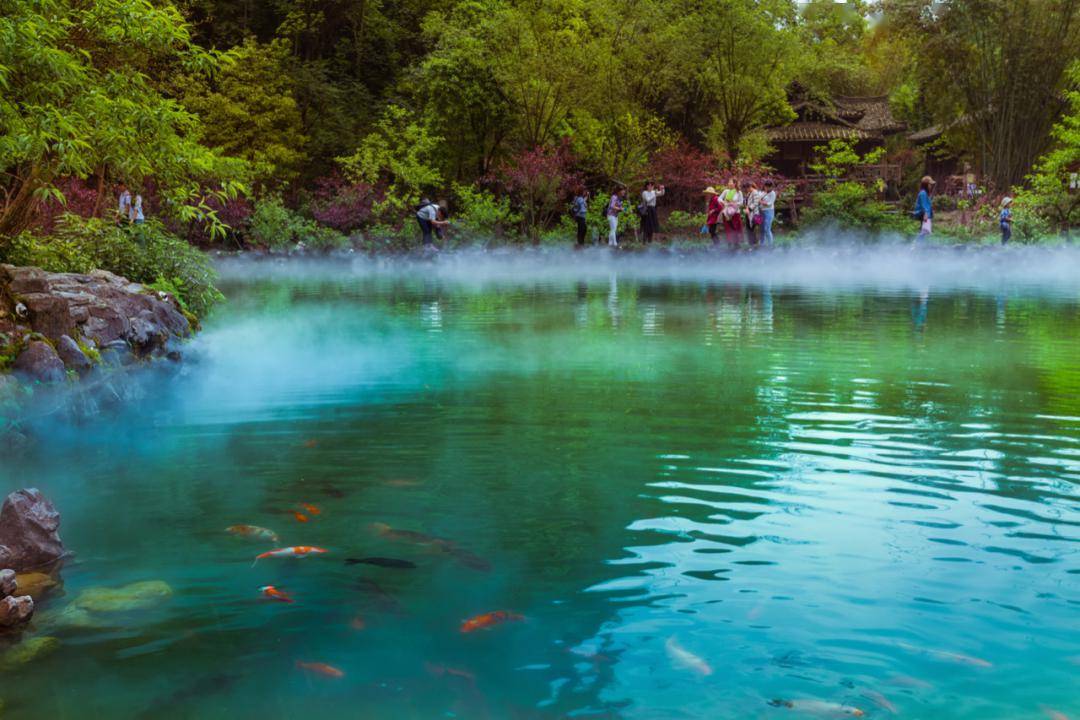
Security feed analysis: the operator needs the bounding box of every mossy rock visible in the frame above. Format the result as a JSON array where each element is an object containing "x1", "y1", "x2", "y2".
[
  {"x1": 0, "y1": 636, "x2": 59, "y2": 670},
  {"x1": 14, "y1": 572, "x2": 58, "y2": 601},
  {"x1": 71, "y1": 580, "x2": 173, "y2": 613}
]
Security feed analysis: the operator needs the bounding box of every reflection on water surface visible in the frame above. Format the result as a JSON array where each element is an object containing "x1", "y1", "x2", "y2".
[{"x1": 1, "y1": 250, "x2": 1077, "y2": 719}]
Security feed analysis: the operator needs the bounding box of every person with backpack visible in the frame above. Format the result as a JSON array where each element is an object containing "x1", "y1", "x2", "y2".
[
  {"x1": 639, "y1": 181, "x2": 665, "y2": 243},
  {"x1": 913, "y1": 176, "x2": 935, "y2": 244},
  {"x1": 605, "y1": 187, "x2": 626, "y2": 247},
  {"x1": 571, "y1": 188, "x2": 589, "y2": 246},
  {"x1": 416, "y1": 198, "x2": 448, "y2": 248}
]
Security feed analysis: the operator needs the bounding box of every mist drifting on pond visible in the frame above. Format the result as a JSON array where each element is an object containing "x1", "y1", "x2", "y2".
[{"x1": 3, "y1": 241, "x2": 1078, "y2": 719}]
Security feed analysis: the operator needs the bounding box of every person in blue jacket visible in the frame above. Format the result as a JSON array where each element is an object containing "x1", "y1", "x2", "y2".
[
  {"x1": 999, "y1": 197, "x2": 1013, "y2": 244},
  {"x1": 913, "y1": 176, "x2": 935, "y2": 243}
]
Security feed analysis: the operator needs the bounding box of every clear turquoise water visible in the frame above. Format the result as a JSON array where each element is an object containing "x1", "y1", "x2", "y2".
[{"x1": 1, "y1": 249, "x2": 1078, "y2": 719}]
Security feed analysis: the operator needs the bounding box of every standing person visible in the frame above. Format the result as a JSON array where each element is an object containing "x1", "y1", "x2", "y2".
[
  {"x1": 572, "y1": 188, "x2": 589, "y2": 246},
  {"x1": 720, "y1": 179, "x2": 743, "y2": 249},
  {"x1": 704, "y1": 186, "x2": 722, "y2": 246},
  {"x1": 117, "y1": 183, "x2": 131, "y2": 226},
  {"x1": 999, "y1": 196, "x2": 1013, "y2": 244},
  {"x1": 640, "y1": 181, "x2": 666, "y2": 243},
  {"x1": 742, "y1": 181, "x2": 762, "y2": 246},
  {"x1": 759, "y1": 180, "x2": 777, "y2": 247},
  {"x1": 416, "y1": 198, "x2": 448, "y2": 249},
  {"x1": 913, "y1": 176, "x2": 935, "y2": 243},
  {"x1": 130, "y1": 191, "x2": 144, "y2": 225},
  {"x1": 606, "y1": 187, "x2": 626, "y2": 247}
]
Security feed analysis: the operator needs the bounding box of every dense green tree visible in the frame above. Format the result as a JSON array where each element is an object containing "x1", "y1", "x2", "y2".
[
  {"x1": 0, "y1": 0, "x2": 244, "y2": 240},
  {"x1": 182, "y1": 38, "x2": 308, "y2": 189},
  {"x1": 883, "y1": 0, "x2": 1080, "y2": 189}
]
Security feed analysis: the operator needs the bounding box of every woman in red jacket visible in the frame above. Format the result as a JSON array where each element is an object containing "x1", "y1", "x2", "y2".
[{"x1": 704, "y1": 186, "x2": 722, "y2": 246}]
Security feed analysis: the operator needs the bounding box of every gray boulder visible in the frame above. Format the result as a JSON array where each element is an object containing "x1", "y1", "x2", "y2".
[
  {"x1": 0, "y1": 595, "x2": 34, "y2": 628},
  {"x1": 12, "y1": 341, "x2": 66, "y2": 383},
  {"x1": 55, "y1": 335, "x2": 92, "y2": 372},
  {"x1": 0, "y1": 489, "x2": 64, "y2": 571}
]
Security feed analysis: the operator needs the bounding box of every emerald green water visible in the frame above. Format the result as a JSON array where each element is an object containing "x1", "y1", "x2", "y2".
[{"x1": 1, "y1": 249, "x2": 1078, "y2": 719}]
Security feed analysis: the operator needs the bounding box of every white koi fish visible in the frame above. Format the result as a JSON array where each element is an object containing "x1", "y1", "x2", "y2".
[{"x1": 665, "y1": 637, "x2": 713, "y2": 676}]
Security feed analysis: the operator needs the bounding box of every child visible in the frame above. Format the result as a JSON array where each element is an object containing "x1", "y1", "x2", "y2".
[{"x1": 999, "y1": 197, "x2": 1013, "y2": 245}]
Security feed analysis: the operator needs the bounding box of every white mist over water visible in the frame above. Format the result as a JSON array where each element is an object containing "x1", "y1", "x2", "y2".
[{"x1": 214, "y1": 243, "x2": 1080, "y2": 294}]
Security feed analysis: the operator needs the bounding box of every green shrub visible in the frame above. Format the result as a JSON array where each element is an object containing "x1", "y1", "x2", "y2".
[
  {"x1": 4, "y1": 215, "x2": 223, "y2": 318},
  {"x1": 248, "y1": 197, "x2": 303, "y2": 250},
  {"x1": 802, "y1": 181, "x2": 908, "y2": 234},
  {"x1": 452, "y1": 183, "x2": 519, "y2": 240},
  {"x1": 666, "y1": 210, "x2": 707, "y2": 230}
]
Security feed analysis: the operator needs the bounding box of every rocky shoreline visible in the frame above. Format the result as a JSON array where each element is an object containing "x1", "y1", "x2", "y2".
[{"x1": 1, "y1": 264, "x2": 194, "y2": 446}]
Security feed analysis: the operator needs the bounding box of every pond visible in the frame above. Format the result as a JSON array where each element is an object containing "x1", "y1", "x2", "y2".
[{"x1": 1, "y1": 248, "x2": 1078, "y2": 719}]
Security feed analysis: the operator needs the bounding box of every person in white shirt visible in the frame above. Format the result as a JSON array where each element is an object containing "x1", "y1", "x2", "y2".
[
  {"x1": 742, "y1": 181, "x2": 763, "y2": 245},
  {"x1": 639, "y1": 181, "x2": 665, "y2": 243},
  {"x1": 759, "y1": 179, "x2": 777, "y2": 246},
  {"x1": 117, "y1": 183, "x2": 132, "y2": 226},
  {"x1": 130, "y1": 192, "x2": 144, "y2": 225},
  {"x1": 415, "y1": 198, "x2": 448, "y2": 247}
]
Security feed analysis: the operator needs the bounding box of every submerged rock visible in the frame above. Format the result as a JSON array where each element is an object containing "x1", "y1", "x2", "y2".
[
  {"x1": 0, "y1": 636, "x2": 59, "y2": 669},
  {"x1": 0, "y1": 489, "x2": 64, "y2": 571},
  {"x1": 12, "y1": 341, "x2": 65, "y2": 383},
  {"x1": 71, "y1": 580, "x2": 173, "y2": 613},
  {"x1": 14, "y1": 572, "x2": 58, "y2": 601}
]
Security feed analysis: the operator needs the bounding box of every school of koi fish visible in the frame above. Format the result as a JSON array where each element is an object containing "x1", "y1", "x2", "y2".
[{"x1": 220, "y1": 473, "x2": 1061, "y2": 720}]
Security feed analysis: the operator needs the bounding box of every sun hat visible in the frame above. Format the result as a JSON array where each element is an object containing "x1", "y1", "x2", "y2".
[
  {"x1": 704, "y1": 186, "x2": 718, "y2": 195},
  {"x1": 1001, "y1": 196, "x2": 1013, "y2": 207},
  {"x1": 920, "y1": 175, "x2": 936, "y2": 185}
]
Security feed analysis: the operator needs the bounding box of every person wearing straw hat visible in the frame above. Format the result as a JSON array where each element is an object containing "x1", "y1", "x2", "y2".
[
  {"x1": 999, "y1": 196, "x2": 1013, "y2": 245},
  {"x1": 913, "y1": 175, "x2": 935, "y2": 243},
  {"x1": 703, "y1": 186, "x2": 722, "y2": 245}
]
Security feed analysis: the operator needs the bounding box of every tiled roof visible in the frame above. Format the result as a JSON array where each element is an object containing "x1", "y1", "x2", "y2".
[
  {"x1": 908, "y1": 125, "x2": 943, "y2": 143},
  {"x1": 836, "y1": 96, "x2": 905, "y2": 134},
  {"x1": 766, "y1": 122, "x2": 876, "y2": 143}
]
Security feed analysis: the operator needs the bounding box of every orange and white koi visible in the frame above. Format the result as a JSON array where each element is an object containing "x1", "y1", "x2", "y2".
[
  {"x1": 897, "y1": 641, "x2": 992, "y2": 668},
  {"x1": 293, "y1": 511, "x2": 309, "y2": 523},
  {"x1": 226, "y1": 525, "x2": 279, "y2": 543},
  {"x1": 259, "y1": 585, "x2": 293, "y2": 603},
  {"x1": 253, "y1": 546, "x2": 328, "y2": 564},
  {"x1": 460, "y1": 610, "x2": 523, "y2": 633},
  {"x1": 770, "y1": 699, "x2": 865, "y2": 717},
  {"x1": 296, "y1": 661, "x2": 344, "y2": 679},
  {"x1": 859, "y1": 689, "x2": 897, "y2": 714},
  {"x1": 665, "y1": 637, "x2": 713, "y2": 676},
  {"x1": 300, "y1": 503, "x2": 321, "y2": 516}
]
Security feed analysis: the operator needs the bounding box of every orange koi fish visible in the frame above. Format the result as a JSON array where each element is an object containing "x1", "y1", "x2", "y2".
[
  {"x1": 300, "y1": 503, "x2": 321, "y2": 516},
  {"x1": 226, "y1": 525, "x2": 279, "y2": 543},
  {"x1": 259, "y1": 585, "x2": 293, "y2": 603},
  {"x1": 302, "y1": 439, "x2": 319, "y2": 448},
  {"x1": 349, "y1": 615, "x2": 366, "y2": 631},
  {"x1": 1042, "y1": 708, "x2": 1070, "y2": 720},
  {"x1": 460, "y1": 610, "x2": 523, "y2": 633},
  {"x1": 296, "y1": 661, "x2": 344, "y2": 679},
  {"x1": 253, "y1": 546, "x2": 328, "y2": 564},
  {"x1": 293, "y1": 511, "x2": 309, "y2": 523}
]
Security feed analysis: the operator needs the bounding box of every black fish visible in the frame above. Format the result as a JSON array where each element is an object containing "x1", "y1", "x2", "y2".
[
  {"x1": 346, "y1": 557, "x2": 417, "y2": 569},
  {"x1": 355, "y1": 577, "x2": 404, "y2": 614},
  {"x1": 450, "y1": 549, "x2": 492, "y2": 572},
  {"x1": 137, "y1": 673, "x2": 240, "y2": 718}
]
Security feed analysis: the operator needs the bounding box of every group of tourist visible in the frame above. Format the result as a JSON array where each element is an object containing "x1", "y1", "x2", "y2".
[
  {"x1": 116, "y1": 183, "x2": 145, "y2": 226},
  {"x1": 568, "y1": 178, "x2": 776, "y2": 249}
]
